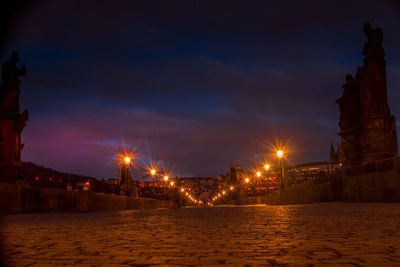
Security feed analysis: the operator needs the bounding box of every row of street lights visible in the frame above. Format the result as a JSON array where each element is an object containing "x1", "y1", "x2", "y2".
[
  {"x1": 122, "y1": 155, "x2": 173, "y2": 185},
  {"x1": 181, "y1": 188, "x2": 202, "y2": 205},
  {"x1": 262, "y1": 150, "x2": 284, "y2": 191},
  {"x1": 124, "y1": 155, "x2": 205, "y2": 205},
  {"x1": 120, "y1": 153, "x2": 180, "y2": 198},
  {"x1": 242, "y1": 149, "x2": 284, "y2": 196},
  {"x1": 138, "y1": 160, "x2": 202, "y2": 204},
  {"x1": 125, "y1": 156, "x2": 201, "y2": 204},
  {"x1": 210, "y1": 148, "x2": 285, "y2": 206},
  {"x1": 209, "y1": 186, "x2": 235, "y2": 205},
  {"x1": 247, "y1": 149, "x2": 284, "y2": 191},
  {"x1": 119, "y1": 145, "x2": 285, "y2": 204}
]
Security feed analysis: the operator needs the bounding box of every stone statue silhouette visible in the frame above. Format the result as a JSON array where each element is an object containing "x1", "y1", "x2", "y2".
[
  {"x1": 0, "y1": 51, "x2": 26, "y2": 114},
  {"x1": 336, "y1": 23, "x2": 397, "y2": 166},
  {"x1": 336, "y1": 74, "x2": 361, "y2": 131},
  {"x1": 363, "y1": 22, "x2": 383, "y2": 53},
  {"x1": 336, "y1": 75, "x2": 362, "y2": 165}
]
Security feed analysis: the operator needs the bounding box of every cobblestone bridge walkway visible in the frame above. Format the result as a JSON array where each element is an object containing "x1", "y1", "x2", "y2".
[{"x1": 2, "y1": 202, "x2": 400, "y2": 266}]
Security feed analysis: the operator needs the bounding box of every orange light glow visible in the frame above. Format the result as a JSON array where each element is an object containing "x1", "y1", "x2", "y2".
[
  {"x1": 277, "y1": 150, "x2": 284, "y2": 158},
  {"x1": 181, "y1": 188, "x2": 184, "y2": 192},
  {"x1": 230, "y1": 186, "x2": 234, "y2": 190},
  {"x1": 264, "y1": 164, "x2": 270, "y2": 170},
  {"x1": 256, "y1": 171, "x2": 261, "y2": 177},
  {"x1": 150, "y1": 169, "x2": 156, "y2": 176},
  {"x1": 164, "y1": 176, "x2": 169, "y2": 181},
  {"x1": 170, "y1": 181, "x2": 174, "y2": 186},
  {"x1": 245, "y1": 178, "x2": 249, "y2": 183},
  {"x1": 117, "y1": 150, "x2": 135, "y2": 166},
  {"x1": 124, "y1": 157, "x2": 131, "y2": 164}
]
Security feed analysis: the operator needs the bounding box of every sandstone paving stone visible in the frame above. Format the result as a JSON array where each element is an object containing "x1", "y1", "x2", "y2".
[{"x1": 2, "y1": 202, "x2": 400, "y2": 265}]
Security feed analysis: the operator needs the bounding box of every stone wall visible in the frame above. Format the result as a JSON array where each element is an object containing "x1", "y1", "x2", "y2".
[
  {"x1": 0, "y1": 183, "x2": 176, "y2": 214},
  {"x1": 342, "y1": 157, "x2": 400, "y2": 201},
  {"x1": 216, "y1": 182, "x2": 333, "y2": 206},
  {"x1": 236, "y1": 196, "x2": 265, "y2": 205},
  {"x1": 265, "y1": 182, "x2": 333, "y2": 205},
  {"x1": 220, "y1": 196, "x2": 265, "y2": 205}
]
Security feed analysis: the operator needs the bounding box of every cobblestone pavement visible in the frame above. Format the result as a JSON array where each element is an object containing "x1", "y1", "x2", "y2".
[{"x1": 2, "y1": 202, "x2": 400, "y2": 266}]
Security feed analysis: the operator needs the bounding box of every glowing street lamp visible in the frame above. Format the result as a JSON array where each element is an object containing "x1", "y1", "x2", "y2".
[
  {"x1": 277, "y1": 150, "x2": 284, "y2": 158},
  {"x1": 124, "y1": 157, "x2": 131, "y2": 164},
  {"x1": 245, "y1": 178, "x2": 249, "y2": 183},
  {"x1": 264, "y1": 164, "x2": 270, "y2": 170},
  {"x1": 164, "y1": 176, "x2": 169, "y2": 181},
  {"x1": 170, "y1": 181, "x2": 174, "y2": 186},
  {"x1": 150, "y1": 169, "x2": 156, "y2": 176},
  {"x1": 181, "y1": 188, "x2": 184, "y2": 192},
  {"x1": 230, "y1": 186, "x2": 234, "y2": 190}
]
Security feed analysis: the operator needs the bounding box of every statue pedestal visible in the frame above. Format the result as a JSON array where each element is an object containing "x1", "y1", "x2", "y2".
[
  {"x1": 361, "y1": 115, "x2": 398, "y2": 163},
  {"x1": 0, "y1": 114, "x2": 26, "y2": 182}
]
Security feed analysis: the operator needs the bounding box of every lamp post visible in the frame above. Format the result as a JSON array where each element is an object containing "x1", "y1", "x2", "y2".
[
  {"x1": 256, "y1": 171, "x2": 261, "y2": 194},
  {"x1": 123, "y1": 156, "x2": 131, "y2": 184},
  {"x1": 245, "y1": 177, "x2": 249, "y2": 197},
  {"x1": 119, "y1": 156, "x2": 131, "y2": 196},
  {"x1": 168, "y1": 180, "x2": 174, "y2": 201},
  {"x1": 163, "y1": 176, "x2": 169, "y2": 200},
  {"x1": 264, "y1": 164, "x2": 270, "y2": 194},
  {"x1": 276, "y1": 150, "x2": 284, "y2": 190},
  {"x1": 150, "y1": 169, "x2": 156, "y2": 197}
]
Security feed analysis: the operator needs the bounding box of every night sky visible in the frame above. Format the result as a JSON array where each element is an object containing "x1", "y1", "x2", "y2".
[{"x1": 2, "y1": 0, "x2": 400, "y2": 179}]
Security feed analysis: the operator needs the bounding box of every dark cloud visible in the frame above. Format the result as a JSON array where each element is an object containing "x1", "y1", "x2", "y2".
[
  {"x1": 21, "y1": 103, "x2": 338, "y2": 178},
  {"x1": 3, "y1": 0, "x2": 400, "y2": 177}
]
